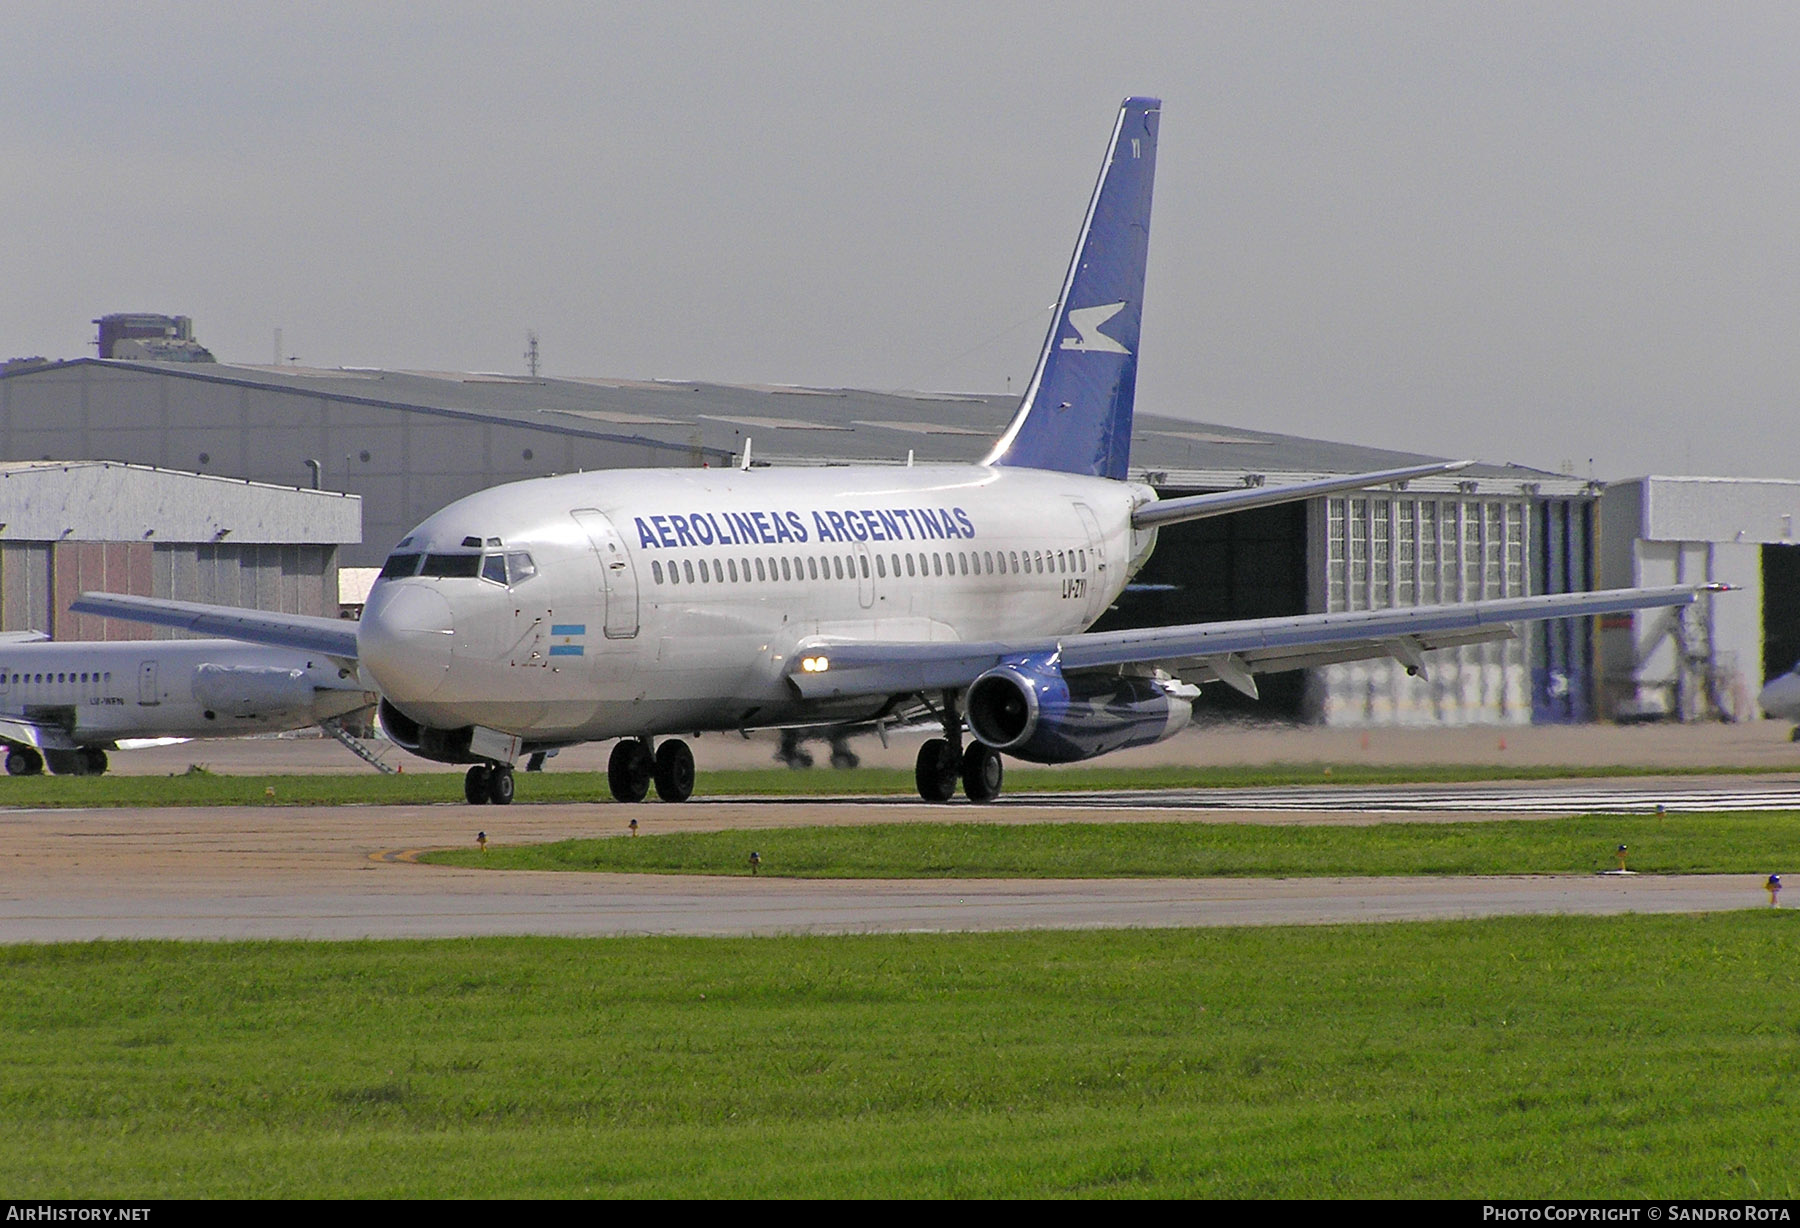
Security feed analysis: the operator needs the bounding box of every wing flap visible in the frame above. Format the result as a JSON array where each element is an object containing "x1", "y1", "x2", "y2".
[
  {"x1": 1172, "y1": 626, "x2": 1517, "y2": 686},
  {"x1": 70, "y1": 593, "x2": 360, "y2": 660}
]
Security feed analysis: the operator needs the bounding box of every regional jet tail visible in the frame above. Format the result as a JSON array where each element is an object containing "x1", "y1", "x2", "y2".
[{"x1": 74, "y1": 97, "x2": 1731, "y2": 806}]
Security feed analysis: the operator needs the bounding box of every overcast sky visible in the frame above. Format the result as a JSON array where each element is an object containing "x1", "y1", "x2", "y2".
[{"x1": 4, "y1": 2, "x2": 1797, "y2": 481}]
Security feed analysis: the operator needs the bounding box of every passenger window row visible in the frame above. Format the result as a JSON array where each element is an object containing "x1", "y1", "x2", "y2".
[
  {"x1": 653, "y1": 552, "x2": 869, "y2": 586},
  {"x1": 3, "y1": 670, "x2": 113, "y2": 686},
  {"x1": 649, "y1": 547, "x2": 1088, "y2": 586}
]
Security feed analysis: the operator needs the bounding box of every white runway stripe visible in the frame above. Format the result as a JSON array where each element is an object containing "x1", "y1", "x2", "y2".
[{"x1": 1010, "y1": 782, "x2": 1800, "y2": 814}]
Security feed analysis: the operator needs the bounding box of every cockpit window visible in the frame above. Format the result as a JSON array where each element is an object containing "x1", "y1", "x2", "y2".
[
  {"x1": 476, "y1": 551, "x2": 538, "y2": 586},
  {"x1": 379, "y1": 553, "x2": 423, "y2": 580},
  {"x1": 420, "y1": 553, "x2": 483, "y2": 579}
]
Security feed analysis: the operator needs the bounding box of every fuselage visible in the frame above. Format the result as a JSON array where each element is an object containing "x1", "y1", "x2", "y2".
[
  {"x1": 1760, "y1": 666, "x2": 1800, "y2": 721},
  {"x1": 360, "y1": 464, "x2": 1158, "y2": 743},
  {"x1": 0, "y1": 639, "x2": 370, "y2": 746}
]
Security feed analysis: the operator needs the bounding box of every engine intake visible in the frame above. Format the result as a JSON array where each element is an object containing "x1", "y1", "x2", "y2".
[
  {"x1": 377, "y1": 698, "x2": 475, "y2": 764},
  {"x1": 966, "y1": 655, "x2": 1195, "y2": 765}
]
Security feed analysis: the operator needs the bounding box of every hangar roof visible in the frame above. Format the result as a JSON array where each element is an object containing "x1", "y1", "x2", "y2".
[
  {"x1": 0, "y1": 459, "x2": 361, "y2": 544},
  {"x1": 1, "y1": 358, "x2": 1590, "y2": 497}
]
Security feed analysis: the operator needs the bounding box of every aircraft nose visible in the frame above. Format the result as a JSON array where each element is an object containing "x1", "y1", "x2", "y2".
[
  {"x1": 1759, "y1": 671, "x2": 1800, "y2": 720},
  {"x1": 358, "y1": 583, "x2": 456, "y2": 701}
]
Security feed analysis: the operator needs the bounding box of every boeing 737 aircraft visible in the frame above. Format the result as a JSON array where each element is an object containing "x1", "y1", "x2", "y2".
[
  {"x1": 74, "y1": 97, "x2": 1721, "y2": 805},
  {"x1": 0, "y1": 637, "x2": 375, "y2": 775}
]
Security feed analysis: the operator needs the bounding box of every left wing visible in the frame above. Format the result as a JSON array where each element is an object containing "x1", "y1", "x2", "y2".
[
  {"x1": 68, "y1": 593, "x2": 359, "y2": 659},
  {"x1": 788, "y1": 584, "x2": 1719, "y2": 701},
  {"x1": 0, "y1": 715, "x2": 79, "y2": 753}
]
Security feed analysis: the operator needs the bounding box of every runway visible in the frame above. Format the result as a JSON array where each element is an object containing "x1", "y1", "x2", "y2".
[
  {"x1": 1, "y1": 775, "x2": 1792, "y2": 942},
  {"x1": 754, "y1": 778, "x2": 1800, "y2": 814}
]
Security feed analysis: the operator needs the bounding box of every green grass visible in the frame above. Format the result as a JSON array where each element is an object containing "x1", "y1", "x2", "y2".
[
  {"x1": 3, "y1": 915, "x2": 1797, "y2": 1197},
  {"x1": 2, "y1": 759, "x2": 1793, "y2": 809},
  {"x1": 425, "y1": 812, "x2": 1800, "y2": 878}
]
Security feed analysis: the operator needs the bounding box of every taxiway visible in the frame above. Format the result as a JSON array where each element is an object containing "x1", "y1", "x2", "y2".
[{"x1": 1, "y1": 775, "x2": 1790, "y2": 942}]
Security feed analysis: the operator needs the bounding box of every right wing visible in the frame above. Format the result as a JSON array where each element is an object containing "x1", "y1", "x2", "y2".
[
  {"x1": 68, "y1": 594, "x2": 360, "y2": 660},
  {"x1": 788, "y1": 585, "x2": 1718, "y2": 702}
]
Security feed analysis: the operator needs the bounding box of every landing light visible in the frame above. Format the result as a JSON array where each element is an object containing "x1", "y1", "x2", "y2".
[{"x1": 800, "y1": 655, "x2": 831, "y2": 673}]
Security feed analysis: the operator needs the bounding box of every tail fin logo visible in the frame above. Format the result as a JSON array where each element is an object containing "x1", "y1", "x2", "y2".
[{"x1": 1058, "y1": 302, "x2": 1131, "y2": 355}]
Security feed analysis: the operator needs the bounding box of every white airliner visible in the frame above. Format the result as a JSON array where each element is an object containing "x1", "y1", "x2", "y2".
[
  {"x1": 1758, "y1": 665, "x2": 1800, "y2": 733},
  {"x1": 0, "y1": 636, "x2": 374, "y2": 776},
  {"x1": 74, "y1": 97, "x2": 1721, "y2": 805}
]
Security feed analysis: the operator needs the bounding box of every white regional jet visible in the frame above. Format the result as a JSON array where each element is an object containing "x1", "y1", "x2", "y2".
[
  {"x1": 0, "y1": 636, "x2": 374, "y2": 776},
  {"x1": 1757, "y1": 664, "x2": 1800, "y2": 734},
  {"x1": 74, "y1": 97, "x2": 1721, "y2": 805}
]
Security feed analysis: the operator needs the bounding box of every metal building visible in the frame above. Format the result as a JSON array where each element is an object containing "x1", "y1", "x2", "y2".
[
  {"x1": 1600, "y1": 476, "x2": 1800, "y2": 723},
  {"x1": 0, "y1": 461, "x2": 359, "y2": 640},
  {"x1": 0, "y1": 357, "x2": 1596, "y2": 724}
]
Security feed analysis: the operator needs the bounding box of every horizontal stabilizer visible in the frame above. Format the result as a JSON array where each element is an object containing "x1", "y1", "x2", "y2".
[
  {"x1": 1131, "y1": 461, "x2": 1473, "y2": 531},
  {"x1": 70, "y1": 593, "x2": 359, "y2": 660}
]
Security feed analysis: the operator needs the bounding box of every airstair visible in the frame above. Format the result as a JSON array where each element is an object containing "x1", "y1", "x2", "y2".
[{"x1": 320, "y1": 718, "x2": 398, "y2": 774}]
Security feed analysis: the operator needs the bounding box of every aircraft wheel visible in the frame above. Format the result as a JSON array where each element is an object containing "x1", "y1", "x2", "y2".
[
  {"x1": 486, "y1": 766, "x2": 515, "y2": 806},
  {"x1": 961, "y1": 743, "x2": 1003, "y2": 803},
  {"x1": 776, "y1": 731, "x2": 811, "y2": 769},
  {"x1": 464, "y1": 764, "x2": 491, "y2": 805},
  {"x1": 608, "y1": 740, "x2": 653, "y2": 803},
  {"x1": 81, "y1": 748, "x2": 108, "y2": 776},
  {"x1": 5, "y1": 747, "x2": 43, "y2": 777},
  {"x1": 830, "y1": 744, "x2": 860, "y2": 770},
  {"x1": 915, "y1": 738, "x2": 959, "y2": 803},
  {"x1": 1790, "y1": 726, "x2": 1800, "y2": 744},
  {"x1": 653, "y1": 739, "x2": 695, "y2": 803},
  {"x1": 44, "y1": 749, "x2": 84, "y2": 776}
]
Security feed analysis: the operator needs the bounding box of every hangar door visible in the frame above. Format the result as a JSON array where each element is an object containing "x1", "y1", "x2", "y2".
[
  {"x1": 1763, "y1": 544, "x2": 1800, "y2": 682},
  {"x1": 1089, "y1": 502, "x2": 1307, "y2": 718}
]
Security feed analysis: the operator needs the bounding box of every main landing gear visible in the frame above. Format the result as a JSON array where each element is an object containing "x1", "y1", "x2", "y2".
[
  {"x1": 607, "y1": 737, "x2": 694, "y2": 803},
  {"x1": 34, "y1": 748, "x2": 108, "y2": 777},
  {"x1": 463, "y1": 762, "x2": 515, "y2": 805},
  {"x1": 5, "y1": 746, "x2": 44, "y2": 776},
  {"x1": 775, "y1": 727, "x2": 861, "y2": 770},
  {"x1": 914, "y1": 690, "x2": 1004, "y2": 803}
]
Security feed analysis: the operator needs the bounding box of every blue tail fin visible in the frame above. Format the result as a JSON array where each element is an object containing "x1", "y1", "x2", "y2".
[{"x1": 985, "y1": 97, "x2": 1160, "y2": 481}]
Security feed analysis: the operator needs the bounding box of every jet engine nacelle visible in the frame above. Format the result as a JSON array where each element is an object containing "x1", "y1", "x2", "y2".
[
  {"x1": 964, "y1": 654, "x2": 1195, "y2": 765},
  {"x1": 191, "y1": 664, "x2": 313, "y2": 718},
  {"x1": 377, "y1": 698, "x2": 476, "y2": 764}
]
